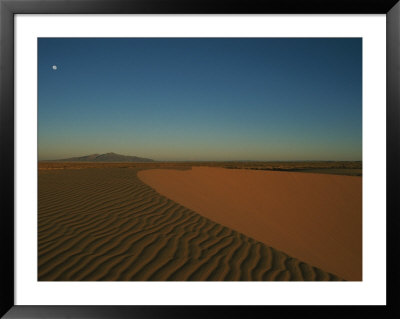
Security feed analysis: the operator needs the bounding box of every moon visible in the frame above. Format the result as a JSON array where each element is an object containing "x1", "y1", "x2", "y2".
[{"x1": 52, "y1": 65, "x2": 57, "y2": 70}]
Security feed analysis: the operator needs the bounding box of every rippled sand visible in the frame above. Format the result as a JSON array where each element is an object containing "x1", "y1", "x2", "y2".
[{"x1": 38, "y1": 166, "x2": 343, "y2": 281}]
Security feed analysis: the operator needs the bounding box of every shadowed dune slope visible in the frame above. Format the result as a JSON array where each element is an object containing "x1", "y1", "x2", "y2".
[
  {"x1": 39, "y1": 167, "x2": 342, "y2": 281},
  {"x1": 139, "y1": 167, "x2": 362, "y2": 281}
]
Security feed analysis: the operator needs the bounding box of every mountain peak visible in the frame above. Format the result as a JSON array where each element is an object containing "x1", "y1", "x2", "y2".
[{"x1": 50, "y1": 152, "x2": 154, "y2": 163}]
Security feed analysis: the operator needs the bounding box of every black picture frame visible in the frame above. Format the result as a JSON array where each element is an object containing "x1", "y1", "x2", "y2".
[{"x1": 1, "y1": 0, "x2": 399, "y2": 318}]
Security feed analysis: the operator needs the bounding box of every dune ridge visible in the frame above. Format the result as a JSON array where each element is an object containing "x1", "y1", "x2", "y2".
[
  {"x1": 39, "y1": 167, "x2": 342, "y2": 281},
  {"x1": 139, "y1": 167, "x2": 362, "y2": 281}
]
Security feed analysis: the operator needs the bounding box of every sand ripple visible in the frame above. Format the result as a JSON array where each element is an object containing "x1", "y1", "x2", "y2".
[{"x1": 38, "y1": 167, "x2": 341, "y2": 281}]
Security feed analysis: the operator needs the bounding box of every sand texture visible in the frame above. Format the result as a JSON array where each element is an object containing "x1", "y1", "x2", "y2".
[
  {"x1": 38, "y1": 166, "x2": 342, "y2": 281},
  {"x1": 139, "y1": 167, "x2": 362, "y2": 281}
]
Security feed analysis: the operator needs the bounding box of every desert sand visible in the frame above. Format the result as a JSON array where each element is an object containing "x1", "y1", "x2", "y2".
[
  {"x1": 38, "y1": 164, "x2": 342, "y2": 281},
  {"x1": 138, "y1": 167, "x2": 362, "y2": 280}
]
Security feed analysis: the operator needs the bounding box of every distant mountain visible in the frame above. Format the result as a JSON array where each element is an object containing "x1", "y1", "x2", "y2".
[{"x1": 50, "y1": 152, "x2": 154, "y2": 163}]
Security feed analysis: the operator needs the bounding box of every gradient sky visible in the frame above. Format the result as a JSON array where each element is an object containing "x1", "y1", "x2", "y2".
[{"x1": 38, "y1": 38, "x2": 362, "y2": 161}]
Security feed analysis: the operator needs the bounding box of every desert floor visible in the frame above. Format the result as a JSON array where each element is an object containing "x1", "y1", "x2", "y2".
[
  {"x1": 139, "y1": 167, "x2": 362, "y2": 280},
  {"x1": 38, "y1": 162, "x2": 361, "y2": 281}
]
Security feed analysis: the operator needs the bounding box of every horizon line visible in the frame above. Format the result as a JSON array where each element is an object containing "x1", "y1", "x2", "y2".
[{"x1": 39, "y1": 159, "x2": 362, "y2": 163}]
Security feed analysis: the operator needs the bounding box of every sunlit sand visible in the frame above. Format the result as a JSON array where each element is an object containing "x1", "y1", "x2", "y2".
[{"x1": 139, "y1": 166, "x2": 362, "y2": 280}]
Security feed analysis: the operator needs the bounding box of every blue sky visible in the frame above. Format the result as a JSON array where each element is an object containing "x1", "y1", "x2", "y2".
[{"x1": 38, "y1": 38, "x2": 362, "y2": 161}]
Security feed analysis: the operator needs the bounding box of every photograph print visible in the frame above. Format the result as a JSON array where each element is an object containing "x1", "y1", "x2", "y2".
[{"x1": 38, "y1": 38, "x2": 362, "y2": 281}]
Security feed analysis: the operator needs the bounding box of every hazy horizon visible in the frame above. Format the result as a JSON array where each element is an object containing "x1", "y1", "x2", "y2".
[
  {"x1": 38, "y1": 38, "x2": 362, "y2": 162},
  {"x1": 40, "y1": 151, "x2": 362, "y2": 162}
]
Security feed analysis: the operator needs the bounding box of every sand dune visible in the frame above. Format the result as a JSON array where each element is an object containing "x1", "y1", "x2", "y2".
[
  {"x1": 38, "y1": 166, "x2": 342, "y2": 281},
  {"x1": 139, "y1": 167, "x2": 362, "y2": 281}
]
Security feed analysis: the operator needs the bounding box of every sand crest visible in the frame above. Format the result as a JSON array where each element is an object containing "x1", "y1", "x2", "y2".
[
  {"x1": 38, "y1": 166, "x2": 342, "y2": 281},
  {"x1": 138, "y1": 166, "x2": 362, "y2": 280}
]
